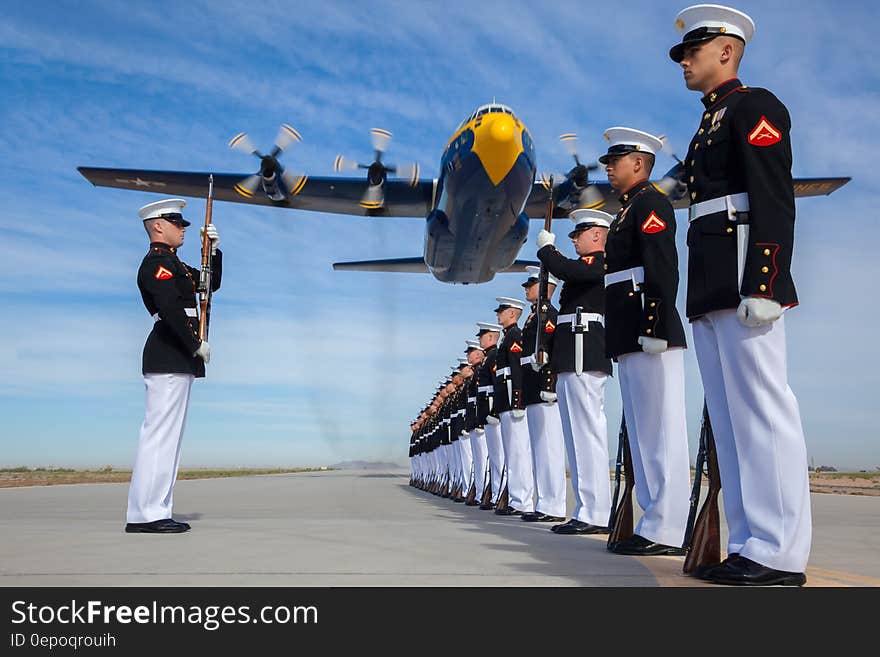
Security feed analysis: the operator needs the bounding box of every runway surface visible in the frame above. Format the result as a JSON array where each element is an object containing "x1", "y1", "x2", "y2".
[{"x1": 1, "y1": 468, "x2": 877, "y2": 586}]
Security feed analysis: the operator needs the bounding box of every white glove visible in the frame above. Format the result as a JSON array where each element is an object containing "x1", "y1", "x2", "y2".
[
  {"x1": 539, "y1": 391, "x2": 557, "y2": 403},
  {"x1": 638, "y1": 336, "x2": 668, "y2": 355},
  {"x1": 531, "y1": 351, "x2": 548, "y2": 372},
  {"x1": 737, "y1": 297, "x2": 783, "y2": 328},
  {"x1": 194, "y1": 340, "x2": 211, "y2": 364},
  {"x1": 536, "y1": 229, "x2": 556, "y2": 249},
  {"x1": 486, "y1": 415, "x2": 500, "y2": 426},
  {"x1": 201, "y1": 224, "x2": 220, "y2": 255},
  {"x1": 460, "y1": 430, "x2": 468, "y2": 437},
  {"x1": 475, "y1": 427, "x2": 485, "y2": 435},
  {"x1": 511, "y1": 409, "x2": 526, "y2": 419}
]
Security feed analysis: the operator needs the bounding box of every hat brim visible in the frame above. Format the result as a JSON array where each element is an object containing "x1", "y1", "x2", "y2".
[
  {"x1": 598, "y1": 146, "x2": 640, "y2": 165},
  {"x1": 669, "y1": 34, "x2": 727, "y2": 63},
  {"x1": 521, "y1": 278, "x2": 539, "y2": 289},
  {"x1": 568, "y1": 223, "x2": 606, "y2": 238}
]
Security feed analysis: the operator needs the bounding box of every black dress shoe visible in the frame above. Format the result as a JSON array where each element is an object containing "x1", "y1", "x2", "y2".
[
  {"x1": 479, "y1": 502, "x2": 496, "y2": 511},
  {"x1": 465, "y1": 499, "x2": 479, "y2": 506},
  {"x1": 495, "y1": 507, "x2": 522, "y2": 516},
  {"x1": 551, "y1": 519, "x2": 609, "y2": 535},
  {"x1": 125, "y1": 518, "x2": 190, "y2": 534},
  {"x1": 453, "y1": 496, "x2": 466, "y2": 503},
  {"x1": 691, "y1": 553, "x2": 740, "y2": 580},
  {"x1": 608, "y1": 534, "x2": 686, "y2": 556},
  {"x1": 522, "y1": 512, "x2": 566, "y2": 523},
  {"x1": 706, "y1": 555, "x2": 806, "y2": 586}
]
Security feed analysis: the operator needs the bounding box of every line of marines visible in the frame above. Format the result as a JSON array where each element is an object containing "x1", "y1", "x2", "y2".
[{"x1": 408, "y1": 4, "x2": 813, "y2": 587}]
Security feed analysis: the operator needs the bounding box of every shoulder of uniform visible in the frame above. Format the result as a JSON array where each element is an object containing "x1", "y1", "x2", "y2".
[{"x1": 737, "y1": 86, "x2": 785, "y2": 110}]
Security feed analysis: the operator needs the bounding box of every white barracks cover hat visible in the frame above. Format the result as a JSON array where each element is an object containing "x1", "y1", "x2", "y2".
[
  {"x1": 137, "y1": 198, "x2": 190, "y2": 226},
  {"x1": 522, "y1": 265, "x2": 560, "y2": 288},
  {"x1": 493, "y1": 297, "x2": 527, "y2": 312},
  {"x1": 598, "y1": 127, "x2": 664, "y2": 164},
  {"x1": 669, "y1": 4, "x2": 755, "y2": 62},
  {"x1": 568, "y1": 208, "x2": 613, "y2": 237}
]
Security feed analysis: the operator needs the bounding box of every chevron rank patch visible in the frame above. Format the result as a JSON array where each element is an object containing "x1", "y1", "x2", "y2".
[
  {"x1": 510, "y1": 342, "x2": 523, "y2": 353},
  {"x1": 545, "y1": 320, "x2": 555, "y2": 333},
  {"x1": 641, "y1": 212, "x2": 667, "y2": 234},
  {"x1": 154, "y1": 266, "x2": 173, "y2": 280},
  {"x1": 747, "y1": 115, "x2": 782, "y2": 146}
]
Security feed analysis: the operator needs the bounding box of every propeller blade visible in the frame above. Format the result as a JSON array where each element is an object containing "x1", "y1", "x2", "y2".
[
  {"x1": 228, "y1": 132, "x2": 260, "y2": 156},
  {"x1": 333, "y1": 154, "x2": 361, "y2": 172},
  {"x1": 281, "y1": 170, "x2": 308, "y2": 197},
  {"x1": 559, "y1": 132, "x2": 583, "y2": 166},
  {"x1": 538, "y1": 172, "x2": 566, "y2": 191},
  {"x1": 359, "y1": 183, "x2": 384, "y2": 210},
  {"x1": 232, "y1": 174, "x2": 261, "y2": 199},
  {"x1": 392, "y1": 161, "x2": 421, "y2": 187},
  {"x1": 658, "y1": 134, "x2": 683, "y2": 164},
  {"x1": 274, "y1": 123, "x2": 303, "y2": 153},
  {"x1": 577, "y1": 184, "x2": 605, "y2": 210},
  {"x1": 370, "y1": 127, "x2": 393, "y2": 154}
]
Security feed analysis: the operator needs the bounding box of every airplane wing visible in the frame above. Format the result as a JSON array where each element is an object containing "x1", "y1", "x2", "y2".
[
  {"x1": 77, "y1": 167, "x2": 435, "y2": 217},
  {"x1": 524, "y1": 176, "x2": 851, "y2": 218},
  {"x1": 332, "y1": 258, "x2": 539, "y2": 274}
]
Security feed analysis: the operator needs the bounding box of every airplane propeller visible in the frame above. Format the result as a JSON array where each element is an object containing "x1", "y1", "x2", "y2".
[
  {"x1": 227, "y1": 124, "x2": 307, "y2": 201},
  {"x1": 334, "y1": 128, "x2": 420, "y2": 210},
  {"x1": 655, "y1": 135, "x2": 687, "y2": 198},
  {"x1": 539, "y1": 133, "x2": 603, "y2": 210}
]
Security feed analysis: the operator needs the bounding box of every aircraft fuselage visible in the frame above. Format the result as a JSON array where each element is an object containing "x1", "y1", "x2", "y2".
[{"x1": 424, "y1": 104, "x2": 536, "y2": 283}]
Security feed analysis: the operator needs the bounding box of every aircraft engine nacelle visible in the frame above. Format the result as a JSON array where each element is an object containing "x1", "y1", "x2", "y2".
[
  {"x1": 260, "y1": 169, "x2": 287, "y2": 202},
  {"x1": 488, "y1": 211, "x2": 529, "y2": 272}
]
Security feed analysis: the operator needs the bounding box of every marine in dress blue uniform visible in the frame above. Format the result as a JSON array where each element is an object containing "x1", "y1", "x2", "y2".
[
  {"x1": 671, "y1": 4, "x2": 810, "y2": 585},
  {"x1": 126, "y1": 199, "x2": 221, "y2": 533}
]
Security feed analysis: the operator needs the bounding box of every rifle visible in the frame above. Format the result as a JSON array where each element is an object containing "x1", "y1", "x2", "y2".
[
  {"x1": 607, "y1": 416, "x2": 626, "y2": 529},
  {"x1": 607, "y1": 416, "x2": 635, "y2": 548},
  {"x1": 534, "y1": 177, "x2": 554, "y2": 365},
  {"x1": 479, "y1": 458, "x2": 493, "y2": 507},
  {"x1": 197, "y1": 174, "x2": 215, "y2": 342},
  {"x1": 683, "y1": 404, "x2": 722, "y2": 574},
  {"x1": 495, "y1": 467, "x2": 509, "y2": 511},
  {"x1": 682, "y1": 402, "x2": 708, "y2": 548}
]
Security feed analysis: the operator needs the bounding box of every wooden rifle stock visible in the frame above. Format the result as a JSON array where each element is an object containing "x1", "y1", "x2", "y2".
[
  {"x1": 683, "y1": 405, "x2": 722, "y2": 574},
  {"x1": 197, "y1": 175, "x2": 214, "y2": 342},
  {"x1": 464, "y1": 480, "x2": 477, "y2": 505},
  {"x1": 479, "y1": 459, "x2": 493, "y2": 507},
  {"x1": 494, "y1": 467, "x2": 509, "y2": 511},
  {"x1": 607, "y1": 416, "x2": 635, "y2": 546}
]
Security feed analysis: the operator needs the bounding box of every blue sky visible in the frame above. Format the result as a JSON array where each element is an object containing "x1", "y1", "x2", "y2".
[{"x1": 0, "y1": 0, "x2": 877, "y2": 469}]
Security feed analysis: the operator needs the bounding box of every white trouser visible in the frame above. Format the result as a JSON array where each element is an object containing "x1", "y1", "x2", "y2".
[
  {"x1": 526, "y1": 402, "x2": 567, "y2": 518},
  {"x1": 127, "y1": 373, "x2": 194, "y2": 523},
  {"x1": 451, "y1": 440, "x2": 463, "y2": 489},
  {"x1": 484, "y1": 422, "x2": 505, "y2": 503},
  {"x1": 618, "y1": 350, "x2": 691, "y2": 547},
  {"x1": 442, "y1": 444, "x2": 452, "y2": 484},
  {"x1": 458, "y1": 434, "x2": 473, "y2": 493},
  {"x1": 693, "y1": 309, "x2": 811, "y2": 572},
  {"x1": 556, "y1": 371, "x2": 611, "y2": 525},
  {"x1": 469, "y1": 429, "x2": 489, "y2": 499},
  {"x1": 500, "y1": 411, "x2": 535, "y2": 513}
]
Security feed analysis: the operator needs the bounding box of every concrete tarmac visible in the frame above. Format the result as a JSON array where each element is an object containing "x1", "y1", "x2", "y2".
[{"x1": 0, "y1": 469, "x2": 877, "y2": 586}]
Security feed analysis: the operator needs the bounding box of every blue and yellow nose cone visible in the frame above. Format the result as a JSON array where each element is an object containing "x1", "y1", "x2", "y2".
[{"x1": 472, "y1": 113, "x2": 523, "y2": 186}]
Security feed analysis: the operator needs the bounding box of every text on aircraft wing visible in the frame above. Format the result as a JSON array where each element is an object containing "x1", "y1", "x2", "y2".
[{"x1": 77, "y1": 167, "x2": 435, "y2": 217}]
